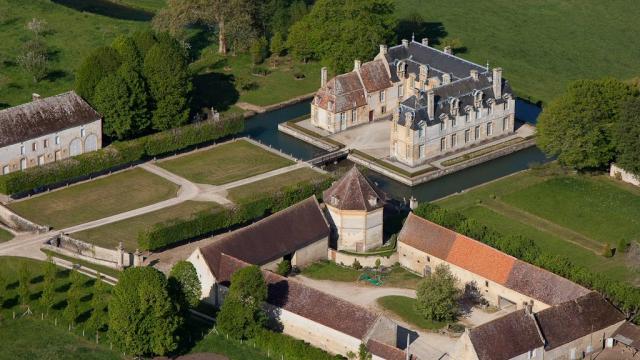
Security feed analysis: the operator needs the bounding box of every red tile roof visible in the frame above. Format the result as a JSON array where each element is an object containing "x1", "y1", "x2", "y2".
[
  {"x1": 446, "y1": 233, "x2": 515, "y2": 284},
  {"x1": 397, "y1": 213, "x2": 458, "y2": 261}
]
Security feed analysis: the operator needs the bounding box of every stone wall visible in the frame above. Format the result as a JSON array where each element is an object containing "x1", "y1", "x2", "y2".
[
  {"x1": 544, "y1": 321, "x2": 624, "y2": 360},
  {"x1": 188, "y1": 248, "x2": 218, "y2": 303},
  {"x1": 0, "y1": 203, "x2": 48, "y2": 232},
  {"x1": 610, "y1": 163, "x2": 639, "y2": 187},
  {"x1": 326, "y1": 206, "x2": 383, "y2": 252},
  {"x1": 329, "y1": 248, "x2": 399, "y2": 268},
  {"x1": 292, "y1": 237, "x2": 328, "y2": 268},
  {"x1": 47, "y1": 234, "x2": 133, "y2": 268}
]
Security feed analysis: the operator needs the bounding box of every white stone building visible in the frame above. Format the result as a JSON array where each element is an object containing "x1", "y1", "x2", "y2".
[
  {"x1": 323, "y1": 166, "x2": 386, "y2": 252},
  {"x1": 311, "y1": 38, "x2": 516, "y2": 166},
  {"x1": 0, "y1": 91, "x2": 102, "y2": 175}
]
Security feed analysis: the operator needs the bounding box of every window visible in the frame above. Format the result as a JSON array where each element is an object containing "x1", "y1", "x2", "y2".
[
  {"x1": 397, "y1": 85, "x2": 404, "y2": 98},
  {"x1": 339, "y1": 112, "x2": 346, "y2": 122},
  {"x1": 427, "y1": 256, "x2": 431, "y2": 262},
  {"x1": 381, "y1": 106, "x2": 386, "y2": 114},
  {"x1": 485, "y1": 280, "x2": 489, "y2": 287},
  {"x1": 451, "y1": 133, "x2": 457, "y2": 147},
  {"x1": 351, "y1": 109, "x2": 357, "y2": 123},
  {"x1": 80, "y1": 128, "x2": 86, "y2": 138},
  {"x1": 465, "y1": 129, "x2": 470, "y2": 143},
  {"x1": 487, "y1": 122, "x2": 493, "y2": 136},
  {"x1": 451, "y1": 118, "x2": 456, "y2": 128},
  {"x1": 43, "y1": 139, "x2": 49, "y2": 148},
  {"x1": 419, "y1": 144, "x2": 425, "y2": 158},
  {"x1": 20, "y1": 145, "x2": 25, "y2": 155},
  {"x1": 410, "y1": 77, "x2": 415, "y2": 89},
  {"x1": 502, "y1": 117, "x2": 508, "y2": 131},
  {"x1": 418, "y1": 126, "x2": 424, "y2": 138},
  {"x1": 475, "y1": 126, "x2": 480, "y2": 139},
  {"x1": 440, "y1": 137, "x2": 446, "y2": 151},
  {"x1": 379, "y1": 90, "x2": 385, "y2": 102},
  {"x1": 476, "y1": 109, "x2": 482, "y2": 119},
  {"x1": 440, "y1": 122, "x2": 445, "y2": 132},
  {"x1": 55, "y1": 136, "x2": 60, "y2": 145},
  {"x1": 32, "y1": 142, "x2": 37, "y2": 152},
  {"x1": 2, "y1": 166, "x2": 8, "y2": 175}
]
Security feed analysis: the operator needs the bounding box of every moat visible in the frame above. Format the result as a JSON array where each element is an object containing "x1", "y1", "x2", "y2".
[{"x1": 240, "y1": 99, "x2": 548, "y2": 202}]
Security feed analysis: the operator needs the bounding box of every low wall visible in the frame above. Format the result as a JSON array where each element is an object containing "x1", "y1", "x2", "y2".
[
  {"x1": 349, "y1": 138, "x2": 537, "y2": 186},
  {"x1": 611, "y1": 164, "x2": 639, "y2": 187},
  {"x1": 46, "y1": 234, "x2": 134, "y2": 268},
  {"x1": 329, "y1": 248, "x2": 399, "y2": 268},
  {"x1": 278, "y1": 123, "x2": 340, "y2": 152},
  {"x1": 0, "y1": 203, "x2": 48, "y2": 232}
]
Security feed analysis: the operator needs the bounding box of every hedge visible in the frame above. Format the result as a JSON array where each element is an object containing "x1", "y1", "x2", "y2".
[
  {"x1": 252, "y1": 329, "x2": 342, "y2": 360},
  {"x1": 0, "y1": 115, "x2": 244, "y2": 196},
  {"x1": 414, "y1": 203, "x2": 640, "y2": 323},
  {"x1": 138, "y1": 177, "x2": 334, "y2": 251}
]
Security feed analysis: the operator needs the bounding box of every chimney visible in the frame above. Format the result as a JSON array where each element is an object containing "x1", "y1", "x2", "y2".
[
  {"x1": 442, "y1": 73, "x2": 451, "y2": 85},
  {"x1": 427, "y1": 90, "x2": 435, "y2": 120},
  {"x1": 379, "y1": 44, "x2": 388, "y2": 55},
  {"x1": 419, "y1": 65, "x2": 428, "y2": 82},
  {"x1": 444, "y1": 46, "x2": 452, "y2": 55},
  {"x1": 470, "y1": 69, "x2": 479, "y2": 81},
  {"x1": 354, "y1": 59, "x2": 361, "y2": 71},
  {"x1": 321, "y1": 67, "x2": 328, "y2": 88},
  {"x1": 493, "y1": 67, "x2": 503, "y2": 98},
  {"x1": 422, "y1": 38, "x2": 429, "y2": 46},
  {"x1": 402, "y1": 39, "x2": 409, "y2": 48},
  {"x1": 32, "y1": 93, "x2": 41, "y2": 101}
]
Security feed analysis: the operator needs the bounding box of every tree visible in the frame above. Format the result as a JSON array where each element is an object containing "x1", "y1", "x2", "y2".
[
  {"x1": 112, "y1": 35, "x2": 142, "y2": 71},
  {"x1": 18, "y1": 265, "x2": 30, "y2": 306},
  {"x1": 75, "y1": 46, "x2": 122, "y2": 102},
  {"x1": 537, "y1": 79, "x2": 638, "y2": 170},
  {"x1": 251, "y1": 36, "x2": 269, "y2": 64},
  {"x1": 87, "y1": 273, "x2": 108, "y2": 331},
  {"x1": 26, "y1": 18, "x2": 48, "y2": 38},
  {"x1": 17, "y1": 39, "x2": 48, "y2": 82},
  {"x1": 64, "y1": 269, "x2": 83, "y2": 326},
  {"x1": 269, "y1": 31, "x2": 285, "y2": 57},
  {"x1": 287, "y1": 0, "x2": 396, "y2": 73},
  {"x1": 217, "y1": 265, "x2": 267, "y2": 339},
  {"x1": 94, "y1": 64, "x2": 151, "y2": 140},
  {"x1": 40, "y1": 257, "x2": 57, "y2": 314},
  {"x1": 143, "y1": 40, "x2": 191, "y2": 131},
  {"x1": 169, "y1": 261, "x2": 201, "y2": 312},
  {"x1": 614, "y1": 97, "x2": 640, "y2": 176},
  {"x1": 109, "y1": 267, "x2": 181, "y2": 357},
  {"x1": 415, "y1": 264, "x2": 461, "y2": 322}
]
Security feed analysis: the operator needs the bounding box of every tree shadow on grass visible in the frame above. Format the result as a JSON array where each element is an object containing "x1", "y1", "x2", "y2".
[
  {"x1": 83, "y1": 279, "x2": 96, "y2": 288},
  {"x1": 77, "y1": 309, "x2": 92, "y2": 324},
  {"x1": 51, "y1": 0, "x2": 153, "y2": 21},
  {"x1": 7, "y1": 281, "x2": 18, "y2": 290},
  {"x1": 80, "y1": 293, "x2": 93, "y2": 303},
  {"x1": 2, "y1": 295, "x2": 19, "y2": 309},
  {"x1": 191, "y1": 72, "x2": 239, "y2": 113},
  {"x1": 30, "y1": 275, "x2": 44, "y2": 285},
  {"x1": 56, "y1": 282, "x2": 71, "y2": 293},
  {"x1": 53, "y1": 299, "x2": 67, "y2": 311},
  {"x1": 30, "y1": 290, "x2": 42, "y2": 301},
  {"x1": 396, "y1": 17, "x2": 447, "y2": 46}
]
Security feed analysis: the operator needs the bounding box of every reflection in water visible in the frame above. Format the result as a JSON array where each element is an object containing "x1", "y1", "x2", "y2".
[{"x1": 242, "y1": 99, "x2": 549, "y2": 202}]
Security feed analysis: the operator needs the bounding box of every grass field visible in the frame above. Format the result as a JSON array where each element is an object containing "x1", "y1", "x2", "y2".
[
  {"x1": 8, "y1": 168, "x2": 178, "y2": 229},
  {"x1": 115, "y1": 0, "x2": 165, "y2": 12},
  {"x1": 395, "y1": 0, "x2": 640, "y2": 104},
  {"x1": 301, "y1": 261, "x2": 423, "y2": 289},
  {"x1": 71, "y1": 201, "x2": 221, "y2": 251},
  {"x1": 437, "y1": 169, "x2": 640, "y2": 284},
  {"x1": 158, "y1": 140, "x2": 294, "y2": 185},
  {"x1": 228, "y1": 167, "x2": 328, "y2": 203},
  {"x1": 377, "y1": 296, "x2": 446, "y2": 330},
  {"x1": 0, "y1": 227, "x2": 13, "y2": 242}
]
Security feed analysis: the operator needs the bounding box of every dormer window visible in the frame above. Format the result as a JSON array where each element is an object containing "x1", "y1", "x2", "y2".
[
  {"x1": 449, "y1": 98, "x2": 459, "y2": 116},
  {"x1": 379, "y1": 90, "x2": 385, "y2": 102},
  {"x1": 368, "y1": 196, "x2": 378, "y2": 207},
  {"x1": 331, "y1": 195, "x2": 339, "y2": 206},
  {"x1": 473, "y1": 90, "x2": 484, "y2": 108}
]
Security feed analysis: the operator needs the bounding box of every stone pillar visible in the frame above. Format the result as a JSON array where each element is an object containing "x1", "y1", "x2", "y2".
[
  {"x1": 444, "y1": 46, "x2": 452, "y2": 55},
  {"x1": 402, "y1": 39, "x2": 409, "y2": 48},
  {"x1": 493, "y1": 67, "x2": 503, "y2": 98},
  {"x1": 421, "y1": 38, "x2": 429, "y2": 46},
  {"x1": 321, "y1": 67, "x2": 328, "y2": 88},
  {"x1": 133, "y1": 249, "x2": 143, "y2": 267},
  {"x1": 116, "y1": 242, "x2": 124, "y2": 269},
  {"x1": 409, "y1": 196, "x2": 418, "y2": 210}
]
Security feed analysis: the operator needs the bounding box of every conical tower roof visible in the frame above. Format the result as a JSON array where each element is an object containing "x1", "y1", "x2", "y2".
[{"x1": 323, "y1": 166, "x2": 385, "y2": 211}]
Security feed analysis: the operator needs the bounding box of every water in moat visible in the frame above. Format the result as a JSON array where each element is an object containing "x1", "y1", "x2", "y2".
[{"x1": 239, "y1": 99, "x2": 548, "y2": 202}]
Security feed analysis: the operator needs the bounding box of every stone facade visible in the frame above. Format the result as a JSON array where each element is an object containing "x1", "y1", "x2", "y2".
[
  {"x1": 326, "y1": 207, "x2": 383, "y2": 252},
  {"x1": 543, "y1": 321, "x2": 624, "y2": 360},
  {"x1": 611, "y1": 163, "x2": 640, "y2": 187},
  {"x1": 0, "y1": 91, "x2": 102, "y2": 175}
]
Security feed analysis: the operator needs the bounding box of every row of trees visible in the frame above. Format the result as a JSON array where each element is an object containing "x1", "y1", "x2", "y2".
[
  {"x1": 75, "y1": 31, "x2": 191, "y2": 140},
  {"x1": 537, "y1": 78, "x2": 640, "y2": 175}
]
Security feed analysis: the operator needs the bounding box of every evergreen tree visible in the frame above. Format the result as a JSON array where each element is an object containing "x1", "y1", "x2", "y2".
[
  {"x1": 415, "y1": 264, "x2": 461, "y2": 322},
  {"x1": 269, "y1": 32, "x2": 285, "y2": 57},
  {"x1": 64, "y1": 270, "x2": 82, "y2": 326},
  {"x1": 143, "y1": 40, "x2": 192, "y2": 131},
  {"x1": 217, "y1": 265, "x2": 267, "y2": 339},
  {"x1": 75, "y1": 46, "x2": 121, "y2": 103},
  {"x1": 168, "y1": 261, "x2": 201, "y2": 312},
  {"x1": 109, "y1": 267, "x2": 181, "y2": 357}
]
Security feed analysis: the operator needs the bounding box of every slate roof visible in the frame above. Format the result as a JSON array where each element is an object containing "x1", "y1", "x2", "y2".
[
  {"x1": 398, "y1": 213, "x2": 589, "y2": 306},
  {"x1": 613, "y1": 322, "x2": 640, "y2": 349},
  {"x1": 0, "y1": 91, "x2": 100, "y2": 148},
  {"x1": 323, "y1": 166, "x2": 386, "y2": 211},
  {"x1": 314, "y1": 72, "x2": 366, "y2": 113},
  {"x1": 200, "y1": 196, "x2": 330, "y2": 280},
  {"x1": 469, "y1": 309, "x2": 544, "y2": 360},
  {"x1": 535, "y1": 292, "x2": 625, "y2": 350}
]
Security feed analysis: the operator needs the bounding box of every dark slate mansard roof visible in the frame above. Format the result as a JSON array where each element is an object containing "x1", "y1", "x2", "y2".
[
  {"x1": 0, "y1": 91, "x2": 100, "y2": 148},
  {"x1": 323, "y1": 166, "x2": 386, "y2": 211},
  {"x1": 200, "y1": 196, "x2": 330, "y2": 280}
]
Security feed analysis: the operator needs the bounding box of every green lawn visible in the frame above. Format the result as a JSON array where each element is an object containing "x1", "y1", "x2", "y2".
[
  {"x1": 395, "y1": 0, "x2": 640, "y2": 104},
  {"x1": 228, "y1": 167, "x2": 328, "y2": 204},
  {"x1": 158, "y1": 140, "x2": 294, "y2": 185},
  {"x1": 0, "y1": 318, "x2": 121, "y2": 360},
  {"x1": 0, "y1": 0, "x2": 152, "y2": 107},
  {"x1": 115, "y1": 0, "x2": 166, "y2": 12},
  {"x1": 71, "y1": 201, "x2": 221, "y2": 251},
  {"x1": 437, "y1": 169, "x2": 640, "y2": 284},
  {"x1": 0, "y1": 227, "x2": 13, "y2": 242},
  {"x1": 7, "y1": 168, "x2": 178, "y2": 229},
  {"x1": 377, "y1": 296, "x2": 446, "y2": 330},
  {"x1": 301, "y1": 261, "x2": 423, "y2": 289}
]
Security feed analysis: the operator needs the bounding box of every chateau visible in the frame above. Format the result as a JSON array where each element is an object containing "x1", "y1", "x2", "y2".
[{"x1": 311, "y1": 38, "x2": 516, "y2": 167}]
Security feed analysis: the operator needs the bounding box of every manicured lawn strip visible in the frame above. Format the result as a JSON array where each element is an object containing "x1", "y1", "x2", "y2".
[
  {"x1": 228, "y1": 168, "x2": 328, "y2": 203},
  {"x1": 116, "y1": 0, "x2": 166, "y2": 12},
  {"x1": 395, "y1": 0, "x2": 640, "y2": 104},
  {"x1": 441, "y1": 138, "x2": 526, "y2": 167},
  {"x1": 71, "y1": 201, "x2": 222, "y2": 251},
  {"x1": 0, "y1": 318, "x2": 121, "y2": 360},
  {"x1": 502, "y1": 176, "x2": 640, "y2": 245},
  {"x1": 284, "y1": 121, "x2": 345, "y2": 149},
  {"x1": 40, "y1": 249, "x2": 122, "y2": 279},
  {"x1": 301, "y1": 261, "x2": 361, "y2": 282},
  {"x1": 0, "y1": 227, "x2": 13, "y2": 242},
  {"x1": 158, "y1": 140, "x2": 294, "y2": 185},
  {"x1": 461, "y1": 206, "x2": 633, "y2": 283},
  {"x1": 351, "y1": 150, "x2": 436, "y2": 178},
  {"x1": 381, "y1": 266, "x2": 422, "y2": 289},
  {"x1": 0, "y1": 0, "x2": 151, "y2": 107},
  {"x1": 377, "y1": 296, "x2": 446, "y2": 330},
  {"x1": 188, "y1": 331, "x2": 271, "y2": 360},
  {"x1": 7, "y1": 168, "x2": 178, "y2": 229}
]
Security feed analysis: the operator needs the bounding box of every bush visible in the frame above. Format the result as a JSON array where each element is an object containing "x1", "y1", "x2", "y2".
[
  {"x1": 253, "y1": 329, "x2": 340, "y2": 360},
  {"x1": 602, "y1": 243, "x2": 614, "y2": 258},
  {"x1": 250, "y1": 65, "x2": 271, "y2": 76},
  {"x1": 0, "y1": 115, "x2": 243, "y2": 195},
  {"x1": 352, "y1": 259, "x2": 362, "y2": 270},
  {"x1": 236, "y1": 76, "x2": 259, "y2": 91},
  {"x1": 276, "y1": 260, "x2": 292, "y2": 276},
  {"x1": 618, "y1": 238, "x2": 629, "y2": 254}
]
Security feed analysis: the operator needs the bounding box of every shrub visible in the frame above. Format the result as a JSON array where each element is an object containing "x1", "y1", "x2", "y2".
[
  {"x1": 352, "y1": 258, "x2": 362, "y2": 270},
  {"x1": 250, "y1": 65, "x2": 271, "y2": 76},
  {"x1": 0, "y1": 115, "x2": 243, "y2": 195},
  {"x1": 236, "y1": 76, "x2": 259, "y2": 91},
  {"x1": 253, "y1": 329, "x2": 340, "y2": 360},
  {"x1": 602, "y1": 243, "x2": 614, "y2": 258},
  {"x1": 250, "y1": 36, "x2": 269, "y2": 64},
  {"x1": 618, "y1": 238, "x2": 629, "y2": 254},
  {"x1": 293, "y1": 66, "x2": 305, "y2": 80},
  {"x1": 276, "y1": 260, "x2": 292, "y2": 276}
]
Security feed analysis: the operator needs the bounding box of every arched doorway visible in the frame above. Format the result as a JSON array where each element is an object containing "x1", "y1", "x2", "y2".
[
  {"x1": 69, "y1": 138, "x2": 83, "y2": 156},
  {"x1": 84, "y1": 134, "x2": 98, "y2": 152}
]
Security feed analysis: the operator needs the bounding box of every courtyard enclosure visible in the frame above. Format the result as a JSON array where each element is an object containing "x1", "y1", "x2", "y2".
[{"x1": 228, "y1": 167, "x2": 328, "y2": 203}]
